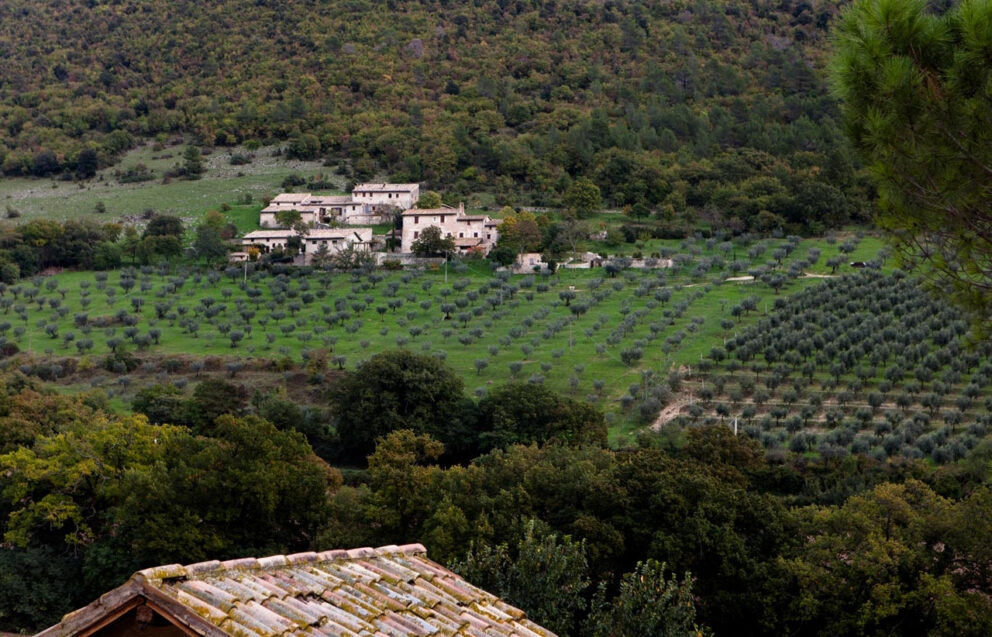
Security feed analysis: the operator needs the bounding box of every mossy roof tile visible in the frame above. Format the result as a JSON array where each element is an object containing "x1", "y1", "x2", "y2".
[{"x1": 37, "y1": 545, "x2": 556, "y2": 637}]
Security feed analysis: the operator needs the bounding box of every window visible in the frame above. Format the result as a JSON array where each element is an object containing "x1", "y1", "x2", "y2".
[
  {"x1": 414, "y1": 231, "x2": 419, "y2": 238},
  {"x1": 459, "y1": 232, "x2": 464, "y2": 238},
  {"x1": 473, "y1": 232, "x2": 478, "y2": 237},
  {"x1": 414, "y1": 216, "x2": 419, "y2": 224}
]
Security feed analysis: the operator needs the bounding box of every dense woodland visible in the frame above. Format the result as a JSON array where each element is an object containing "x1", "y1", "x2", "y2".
[
  {"x1": 2, "y1": 362, "x2": 991, "y2": 636},
  {"x1": 1, "y1": 0, "x2": 866, "y2": 233}
]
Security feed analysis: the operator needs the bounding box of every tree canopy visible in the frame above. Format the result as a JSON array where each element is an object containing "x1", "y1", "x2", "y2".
[
  {"x1": 563, "y1": 177, "x2": 602, "y2": 218},
  {"x1": 832, "y1": 0, "x2": 992, "y2": 330},
  {"x1": 0, "y1": 407, "x2": 340, "y2": 628},
  {"x1": 476, "y1": 382, "x2": 607, "y2": 452},
  {"x1": 326, "y1": 350, "x2": 467, "y2": 459},
  {"x1": 411, "y1": 225, "x2": 456, "y2": 257}
]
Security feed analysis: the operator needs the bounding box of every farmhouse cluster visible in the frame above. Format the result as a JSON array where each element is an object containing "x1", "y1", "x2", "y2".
[{"x1": 242, "y1": 183, "x2": 500, "y2": 264}]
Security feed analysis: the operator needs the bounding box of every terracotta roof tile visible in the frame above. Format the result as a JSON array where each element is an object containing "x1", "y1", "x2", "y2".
[
  {"x1": 225, "y1": 574, "x2": 282, "y2": 600},
  {"x1": 403, "y1": 578, "x2": 451, "y2": 608},
  {"x1": 210, "y1": 578, "x2": 267, "y2": 603},
  {"x1": 429, "y1": 601, "x2": 470, "y2": 627},
  {"x1": 346, "y1": 547, "x2": 377, "y2": 559},
  {"x1": 222, "y1": 557, "x2": 261, "y2": 571},
  {"x1": 470, "y1": 600, "x2": 517, "y2": 623},
  {"x1": 38, "y1": 545, "x2": 557, "y2": 637},
  {"x1": 280, "y1": 567, "x2": 331, "y2": 594},
  {"x1": 493, "y1": 597, "x2": 527, "y2": 620},
  {"x1": 257, "y1": 554, "x2": 289, "y2": 569},
  {"x1": 248, "y1": 574, "x2": 292, "y2": 598},
  {"x1": 319, "y1": 588, "x2": 382, "y2": 621},
  {"x1": 218, "y1": 617, "x2": 265, "y2": 637},
  {"x1": 351, "y1": 580, "x2": 408, "y2": 613},
  {"x1": 186, "y1": 560, "x2": 223, "y2": 575},
  {"x1": 430, "y1": 574, "x2": 482, "y2": 604},
  {"x1": 285, "y1": 552, "x2": 319, "y2": 565},
  {"x1": 258, "y1": 597, "x2": 314, "y2": 626},
  {"x1": 234, "y1": 601, "x2": 299, "y2": 634},
  {"x1": 520, "y1": 619, "x2": 555, "y2": 636},
  {"x1": 173, "y1": 589, "x2": 231, "y2": 623},
  {"x1": 306, "y1": 600, "x2": 369, "y2": 634},
  {"x1": 137, "y1": 563, "x2": 186, "y2": 580},
  {"x1": 309, "y1": 621, "x2": 358, "y2": 637},
  {"x1": 179, "y1": 580, "x2": 239, "y2": 611},
  {"x1": 407, "y1": 554, "x2": 457, "y2": 579},
  {"x1": 375, "y1": 611, "x2": 432, "y2": 635}
]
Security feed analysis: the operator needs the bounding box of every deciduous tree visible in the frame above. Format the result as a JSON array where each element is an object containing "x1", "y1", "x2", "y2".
[
  {"x1": 326, "y1": 350, "x2": 467, "y2": 460},
  {"x1": 416, "y1": 191, "x2": 443, "y2": 209},
  {"x1": 411, "y1": 225, "x2": 455, "y2": 257},
  {"x1": 564, "y1": 177, "x2": 602, "y2": 218}
]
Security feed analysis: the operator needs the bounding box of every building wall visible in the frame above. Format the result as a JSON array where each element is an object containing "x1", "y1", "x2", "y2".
[
  {"x1": 401, "y1": 213, "x2": 458, "y2": 252},
  {"x1": 354, "y1": 186, "x2": 420, "y2": 210},
  {"x1": 243, "y1": 229, "x2": 372, "y2": 259},
  {"x1": 263, "y1": 204, "x2": 389, "y2": 228},
  {"x1": 400, "y1": 214, "x2": 498, "y2": 254}
]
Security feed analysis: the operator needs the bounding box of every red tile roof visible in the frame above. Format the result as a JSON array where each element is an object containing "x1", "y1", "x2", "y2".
[{"x1": 37, "y1": 544, "x2": 556, "y2": 637}]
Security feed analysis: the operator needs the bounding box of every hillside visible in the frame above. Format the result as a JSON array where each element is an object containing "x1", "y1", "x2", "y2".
[{"x1": 0, "y1": 0, "x2": 864, "y2": 232}]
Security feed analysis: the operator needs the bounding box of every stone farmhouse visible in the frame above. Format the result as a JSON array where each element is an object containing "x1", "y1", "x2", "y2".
[
  {"x1": 37, "y1": 544, "x2": 556, "y2": 637},
  {"x1": 352, "y1": 182, "x2": 420, "y2": 209},
  {"x1": 259, "y1": 193, "x2": 381, "y2": 227},
  {"x1": 259, "y1": 184, "x2": 419, "y2": 228},
  {"x1": 252, "y1": 184, "x2": 504, "y2": 261},
  {"x1": 241, "y1": 228, "x2": 372, "y2": 264},
  {"x1": 400, "y1": 203, "x2": 500, "y2": 255}
]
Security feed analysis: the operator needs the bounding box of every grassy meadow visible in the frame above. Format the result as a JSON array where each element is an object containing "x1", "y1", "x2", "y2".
[{"x1": 0, "y1": 143, "x2": 337, "y2": 225}]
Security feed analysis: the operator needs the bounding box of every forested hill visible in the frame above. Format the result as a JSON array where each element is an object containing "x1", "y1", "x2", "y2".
[{"x1": 0, "y1": 0, "x2": 865, "y2": 231}]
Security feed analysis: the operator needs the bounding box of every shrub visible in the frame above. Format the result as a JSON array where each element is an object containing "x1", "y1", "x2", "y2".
[{"x1": 101, "y1": 349, "x2": 139, "y2": 373}]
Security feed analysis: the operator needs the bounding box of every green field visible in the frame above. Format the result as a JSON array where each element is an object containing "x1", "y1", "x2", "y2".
[
  {"x1": 0, "y1": 232, "x2": 888, "y2": 443},
  {"x1": 0, "y1": 143, "x2": 338, "y2": 224}
]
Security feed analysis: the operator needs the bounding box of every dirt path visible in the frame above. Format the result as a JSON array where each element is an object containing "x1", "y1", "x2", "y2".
[
  {"x1": 722, "y1": 272, "x2": 838, "y2": 284},
  {"x1": 650, "y1": 396, "x2": 692, "y2": 431}
]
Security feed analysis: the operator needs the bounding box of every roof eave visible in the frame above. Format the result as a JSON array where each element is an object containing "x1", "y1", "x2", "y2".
[
  {"x1": 35, "y1": 580, "x2": 146, "y2": 637},
  {"x1": 34, "y1": 577, "x2": 225, "y2": 637}
]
